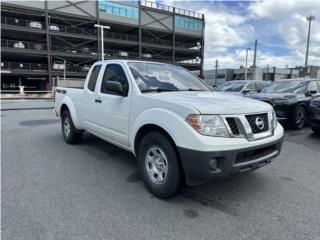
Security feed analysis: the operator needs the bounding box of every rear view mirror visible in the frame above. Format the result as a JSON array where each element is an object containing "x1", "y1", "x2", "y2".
[{"x1": 105, "y1": 81, "x2": 124, "y2": 96}]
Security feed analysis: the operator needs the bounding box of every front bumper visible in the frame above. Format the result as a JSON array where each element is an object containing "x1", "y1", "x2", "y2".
[{"x1": 178, "y1": 136, "x2": 284, "y2": 186}]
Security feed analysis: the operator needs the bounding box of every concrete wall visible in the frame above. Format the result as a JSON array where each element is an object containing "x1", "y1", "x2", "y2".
[
  {"x1": 48, "y1": 0, "x2": 97, "y2": 18},
  {"x1": 141, "y1": 9, "x2": 173, "y2": 31},
  {"x1": 99, "y1": 11, "x2": 138, "y2": 25},
  {"x1": 175, "y1": 27, "x2": 202, "y2": 37},
  {"x1": 2, "y1": 0, "x2": 45, "y2": 9}
]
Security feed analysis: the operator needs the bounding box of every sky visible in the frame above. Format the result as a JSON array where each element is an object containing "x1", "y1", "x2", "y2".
[{"x1": 159, "y1": 0, "x2": 320, "y2": 70}]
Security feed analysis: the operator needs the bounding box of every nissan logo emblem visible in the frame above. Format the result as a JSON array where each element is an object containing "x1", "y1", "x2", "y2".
[{"x1": 255, "y1": 117, "x2": 265, "y2": 130}]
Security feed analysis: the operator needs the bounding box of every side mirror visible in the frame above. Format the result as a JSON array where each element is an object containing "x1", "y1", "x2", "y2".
[
  {"x1": 242, "y1": 89, "x2": 250, "y2": 95},
  {"x1": 105, "y1": 81, "x2": 124, "y2": 96},
  {"x1": 306, "y1": 90, "x2": 317, "y2": 96}
]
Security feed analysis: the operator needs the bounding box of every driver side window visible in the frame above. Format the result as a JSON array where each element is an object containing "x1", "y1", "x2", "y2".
[{"x1": 101, "y1": 64, "x2": 129, "y2": 95}]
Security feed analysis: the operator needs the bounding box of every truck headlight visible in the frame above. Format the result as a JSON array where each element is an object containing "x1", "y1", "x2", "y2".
[
  {"x1": 186, "y1": 114, "x2": 229, "y2": 137},
  {"x1": 272, "y1": 110, "x2": 278, "y2": 129}
]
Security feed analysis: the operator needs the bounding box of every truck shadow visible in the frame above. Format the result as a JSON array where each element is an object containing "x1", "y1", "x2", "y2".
[{"x1": 77, "y1": 132, "x2": 276, "y2": 217}]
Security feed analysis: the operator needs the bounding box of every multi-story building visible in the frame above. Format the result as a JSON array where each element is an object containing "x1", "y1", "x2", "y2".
[{"x1": 1, "y1": 0, "x2": 205, "y2": 91}]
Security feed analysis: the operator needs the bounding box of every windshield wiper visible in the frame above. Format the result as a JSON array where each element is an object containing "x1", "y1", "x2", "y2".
[
  {"x1": 179, "y1": 88, "x2": 205, "y2": 91},
  {"x1": 141, "y1": 88, "x2": 177, "y2": 93}
]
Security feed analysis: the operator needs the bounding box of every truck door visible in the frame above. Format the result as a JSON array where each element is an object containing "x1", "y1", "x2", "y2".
[
  {"x1": 94, "y1": 63, "x2": 131, "y2": 147},
  {"x1": 82, "y1": 64, "x2": 103, "y2": 132}
]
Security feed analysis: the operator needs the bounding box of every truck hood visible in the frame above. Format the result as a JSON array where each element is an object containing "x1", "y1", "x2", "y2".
[{"x1": 147, "y1": 91, "x2": 272, "y2": 115}]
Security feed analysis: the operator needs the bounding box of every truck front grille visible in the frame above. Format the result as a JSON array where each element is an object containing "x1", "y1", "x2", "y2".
[
  {"x1": 226, "y1": 118, "x2": 240, "y2": 135},
  {"x1": 246, "y1": 113, "x2": 269, "y2": 134}
]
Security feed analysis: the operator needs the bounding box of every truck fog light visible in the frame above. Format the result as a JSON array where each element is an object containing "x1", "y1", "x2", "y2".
[{"x1": 208, "y1": 159, "x2": 218, "y2": 171}]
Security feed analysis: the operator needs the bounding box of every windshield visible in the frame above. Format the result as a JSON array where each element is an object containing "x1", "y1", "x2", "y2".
[
  {"x1": 263, "y1": 81, "x2": 307, "y2": 93},
  {"x1": 215, "y1": 81, "x2": 246, "y2": 92},
  {"x1": 128, "y1": 62, "x2": 210, "y2": 92}
]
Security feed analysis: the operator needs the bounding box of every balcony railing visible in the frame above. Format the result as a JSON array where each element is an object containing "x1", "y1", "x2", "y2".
[
  {"x1": 140, "y1": 0, "x2": 203, "y2": 19},
  {"x1": 104, "y1": 31, "x2": 139, "y2": 42},
  {"x1": 1, "y1": 16, "x2": 45, "y2": 30},
  {"x1": 1, "y1": 39, "x2": 47, "y2": 51},
  {"x1": 2, "y1": 16, "x2": 201, "y2": 50},
  {"x1": 1, "y1": 62, "x2": 48, "y2": 72}
]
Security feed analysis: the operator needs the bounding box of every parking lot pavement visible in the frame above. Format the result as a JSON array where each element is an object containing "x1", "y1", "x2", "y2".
[
  {"x1": 1, "y1": 99, "x2": 54, "y2": 111},
  {"x1": 2, "y1": 109, "x2": 320, "y2": 240}
]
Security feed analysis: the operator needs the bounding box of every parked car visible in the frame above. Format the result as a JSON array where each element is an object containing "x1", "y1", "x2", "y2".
[
  {"x1": 13, "y1": 41, "x2": 25, "y2": 49},
  {"x1": 142, "y1": 53, "x2": 152, "y2": 59},
  {"x1": 118, "y1": 51, "x2": 128, "y2": 57},
  {"x1": 33, "y1": 43, "x2": 44, "y2": 51},
  {"x1": 54, "y1": 60, "x2": 284, "y2": 198},
  {"x1": 81, "y1": 65, "x2": 91, "y2": 72},
  {"x1": 247, "y1": 79, "x2": 320, "y2": 129},
  {"x1": 81, "y1": 47, "x2": 91, "y2": 54},
  {"x1": 29, "y1": 20, "x2": 42, "y2": 29},
  {"x1": 307, "y1": 96, "x2": 320, "y2": 135},
  {"x1": 49, "y1": 24, "x2": 60, "y2": 31},
  {"x1": 53, "y1": 61, "x2": 65, "y2": 70},
  {"x1": 215, "y1": 80, "x2": 267, "y2": 96}
]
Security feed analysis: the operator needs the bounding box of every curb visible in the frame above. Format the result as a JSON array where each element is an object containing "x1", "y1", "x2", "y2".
[{"x1": 1, "y1": 107, "x2": 54, "y2": 111}]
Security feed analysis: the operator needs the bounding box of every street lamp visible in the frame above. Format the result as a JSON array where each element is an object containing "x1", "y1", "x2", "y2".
[
  {"x1": 94, "y1": 24, "x2": 110, "y2": 61},
  {"x1": 305, "y1": 16, "x2": 315, "y2": 70},
  {"x1": 244, "y1": 48, "x2": 251, "y2": 80}
]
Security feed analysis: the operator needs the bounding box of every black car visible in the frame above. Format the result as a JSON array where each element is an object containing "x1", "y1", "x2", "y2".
[
  {"x1": 246, "y1": 79, "x2": 320, "y2": 129},
  {"x1": 307, "y1": 96, "x2": 320, "y2": 135}
]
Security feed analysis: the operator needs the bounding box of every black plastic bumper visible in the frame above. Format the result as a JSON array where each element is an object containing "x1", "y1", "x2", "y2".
[{"x1": 178, "y1": 137, "x2": 284, "y2": 186}]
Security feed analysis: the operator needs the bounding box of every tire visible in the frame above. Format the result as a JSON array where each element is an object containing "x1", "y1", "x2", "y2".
[
  {"x1": 311, "y1": 127, "x2": 320, "y2": 135},
  {"x1": 61, "y1": 110, "x2": 83, "y2": 144},
  {"x1": 290, "y1": 105, "x2": 306, "y2": 129},
  {"x1": 137, "y1": 132, "x2": 182, "y2": 198}
]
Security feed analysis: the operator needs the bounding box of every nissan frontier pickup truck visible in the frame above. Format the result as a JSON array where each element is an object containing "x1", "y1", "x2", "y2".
[{"x1": 54, "y1": 60, "x2": 284, "y2": 198}]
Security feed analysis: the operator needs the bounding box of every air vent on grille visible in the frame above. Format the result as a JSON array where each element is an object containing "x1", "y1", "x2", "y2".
[
  {"x1": 245, "y1": 113, "x2": 268, "y2": 134},
  {"x1": 226, "y1": 118, "x2": 240, "y2": 135}
]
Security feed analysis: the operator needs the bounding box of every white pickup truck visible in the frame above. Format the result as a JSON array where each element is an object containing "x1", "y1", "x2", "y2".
[{"x1": 54, "y1": 60, "x2": 284, "y2": 198}]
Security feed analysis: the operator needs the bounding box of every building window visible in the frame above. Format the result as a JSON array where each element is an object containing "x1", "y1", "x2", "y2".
[
  {"x1": 99, "y1": 0, "x2": 139, "y2": 19},
  {"x1": 175, "y1": 16, "x2": 202, "y2": 32}
]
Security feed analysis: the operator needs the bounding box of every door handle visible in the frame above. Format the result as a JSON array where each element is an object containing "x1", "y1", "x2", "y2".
[{"x1": 95, "y1": 99, "x2": 102, "y2": 103}]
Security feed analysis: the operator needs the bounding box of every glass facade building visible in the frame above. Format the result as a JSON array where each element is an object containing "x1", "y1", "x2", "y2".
[
  {"x1": 175, "y1": 16, "x2": 203, "y2": 32},
  {"x1": 99, "y1": 0, "x2": 139, "y2": 19}
]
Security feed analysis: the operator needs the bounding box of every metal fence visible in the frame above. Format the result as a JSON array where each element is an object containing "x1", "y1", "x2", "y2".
[
  {"x1": 141, "y1": 0, "x2": 203, "y2": 19},
  {"x1": 1, "y1": 39, "x2": 47, "y2": 51},
  {"x1": 2, "y1": 16, "x2": 200, "y2": 50},
  {"x1": 1, "y1": 62, "x2": 48, "y2": 72}
]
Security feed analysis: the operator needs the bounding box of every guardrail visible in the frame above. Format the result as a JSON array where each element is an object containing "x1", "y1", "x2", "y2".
[
  {"x1": 1, "y1": 39, "x2": 47, "y2": 51},
  {"x1": 140, "y1": 0, "x2": 203, "y2": 19},
  {"x1": 1, "y1": 62, "x2": 48, "y2": 72},
  {"x1": 2, "y1": 15, "x2": 200, "y2": 50}
]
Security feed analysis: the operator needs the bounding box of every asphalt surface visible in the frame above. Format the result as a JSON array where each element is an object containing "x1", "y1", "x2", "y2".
[{"x1": 2, "y1": 102, "x2": 320, "y2": 240}]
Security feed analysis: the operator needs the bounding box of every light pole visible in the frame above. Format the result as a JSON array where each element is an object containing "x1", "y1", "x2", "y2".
[
  {"x1": 244, "y1": 48, "x2": 251, "y2": 80},
  {"x1": 94, "y1": 24, "x2": 110, "y2": 61},
  {"x1": 305, "y1": 16, "x2": 315, "y2": 70}
]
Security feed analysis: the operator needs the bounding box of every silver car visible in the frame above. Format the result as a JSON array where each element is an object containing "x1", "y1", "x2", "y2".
[{"x1": 215, "y1": 80, "x2": 267, "y2": 96}]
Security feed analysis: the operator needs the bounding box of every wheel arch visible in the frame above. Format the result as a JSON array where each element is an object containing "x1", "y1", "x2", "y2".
[
  {"x1": 133, "y1": 124, "x2": 186, "y2": 179},
  {"x1": 59, "y1": 98, "x2": 81, "y2": 129}
]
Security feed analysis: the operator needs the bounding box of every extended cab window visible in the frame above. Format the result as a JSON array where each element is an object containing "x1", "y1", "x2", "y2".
[
  {"x1": 87, "y1": 65, "x2": 101, "y2": 92},
  {"x1": 101, "y1": 64, "x2": 129, "y2": 95}
]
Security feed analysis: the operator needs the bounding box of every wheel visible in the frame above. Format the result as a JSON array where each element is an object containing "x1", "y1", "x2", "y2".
[
  {"x1": 61, "y1": 110, "x2": 83, "y2": 144},
  {"x1": 137, "y1": 132, "x2": 182, "y2": 198},
  {"x1": 291, "y1": 105, "x2": 306, "y2": 129},
  {"x1": 311, "y1": 127, "x2": 320, "y2": 135}
]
